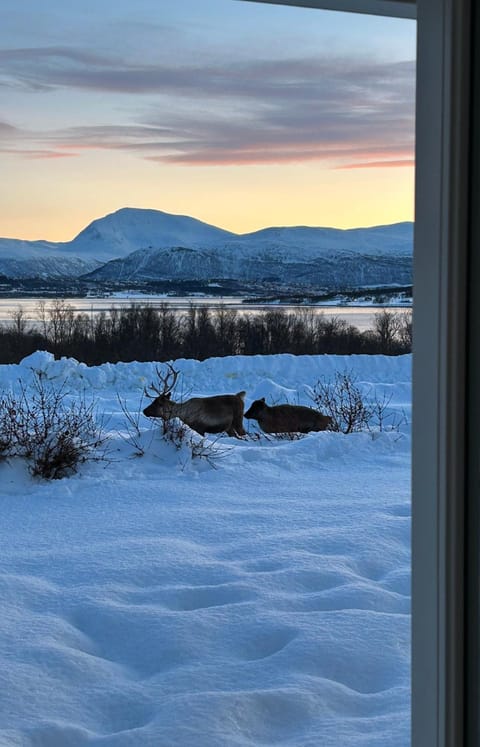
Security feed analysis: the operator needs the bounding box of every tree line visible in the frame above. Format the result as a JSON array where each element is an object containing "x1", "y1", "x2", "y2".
[{"x1": 0, "y1": 300, "x2": 412, "y2": 365}]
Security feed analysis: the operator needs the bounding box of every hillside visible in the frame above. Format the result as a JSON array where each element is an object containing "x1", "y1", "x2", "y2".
[{"x1": 0, "y1": 208, "x2": 413, "y2": 291}]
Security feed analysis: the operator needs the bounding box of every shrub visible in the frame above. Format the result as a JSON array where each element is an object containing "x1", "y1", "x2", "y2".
[
  {"x1": 0, "y1": 372, "x2": 107, "y2": 479},
  {"x1": 152, "y1": 412, "x2": 229, "y2": 469},
  {"x1": 117, "y1": 394, "x2": 156, "y2": 457},
  {"x1": 310, "y1": 370, "x2": 403, "y2": 434},
  {"x1": 0, "y1": 394, "x2": 17, "y2": 458}
]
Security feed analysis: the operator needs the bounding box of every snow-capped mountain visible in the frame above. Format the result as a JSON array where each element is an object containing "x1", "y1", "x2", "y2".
[
  {"x1": 0, "y1": 207, "x2": 413, "y2": 289},
  {"x1": 68, "y1": 207, "x2": 235, "y2": 261},
  {"x1": 0, "y1": 238, "x2": 101, "y2": 279},
  {"x1": 0, "y1": 208, "x2": 234, "y2": 278},
  {"x1": 84, "y1": 243, "x2": 412, "y2": 289},
  {"x1": 231, "y1": 222, "x2": 412, "y2": 258}
]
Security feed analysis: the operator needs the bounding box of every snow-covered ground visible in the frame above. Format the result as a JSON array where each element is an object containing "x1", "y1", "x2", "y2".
[{"x1": 0, "y1": 351, "x2": 411, "y2": 747}]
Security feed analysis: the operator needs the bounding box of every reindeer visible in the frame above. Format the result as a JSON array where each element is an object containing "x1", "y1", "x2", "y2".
[
  {"x1": 244, "y1": 398, "x2": 332, "y2": 434},
  {"x1": 143, "y1": 363, "x2": 246, "y2": 437}
]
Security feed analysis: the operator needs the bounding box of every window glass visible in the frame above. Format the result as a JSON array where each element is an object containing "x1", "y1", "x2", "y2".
[{"x1": 0, "y1": 2, "x2": 415, "y2": 745}]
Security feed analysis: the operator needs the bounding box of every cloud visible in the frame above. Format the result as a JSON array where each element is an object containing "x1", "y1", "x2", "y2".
[
  {"x1": 337, "y1": 159, "x2": 415, "y2": 169},
  {"x1": 0, "y1": 146, "x2": 77, "y2": 158},
  {"x1": 0, "y1": 120, "x2": 20, "y2": 137},
  {"x1": 1, "y1": 49, "x2": 415, "y2": 168},
  {"x1": 0, "y1": 47, "x2": 120, "y2": 91},
  {"x1": 0, "y1": 117, "x2": 77, "y2": 158},
  {"x1": 0, "y1": 45, "x2": 414, "y2": 100}
]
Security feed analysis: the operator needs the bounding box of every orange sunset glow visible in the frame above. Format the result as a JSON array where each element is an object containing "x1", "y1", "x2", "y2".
[{"x1": 1, "y1": 0, "x2": 416, "y2": 242}]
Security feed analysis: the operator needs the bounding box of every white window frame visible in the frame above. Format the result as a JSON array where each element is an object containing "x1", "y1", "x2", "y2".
[{"x1": 241, "y1": 1, "x2": 472, "y2": 745}]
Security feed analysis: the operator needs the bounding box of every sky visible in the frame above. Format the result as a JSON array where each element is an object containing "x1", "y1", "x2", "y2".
[{"x1": 0, "y1": 0, "x2": 416, "y2": 242}]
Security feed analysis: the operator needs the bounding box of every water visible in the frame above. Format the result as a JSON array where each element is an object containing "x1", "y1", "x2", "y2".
[{"x1": 0, "y1": 296, "x2": 411, "y2": 332}]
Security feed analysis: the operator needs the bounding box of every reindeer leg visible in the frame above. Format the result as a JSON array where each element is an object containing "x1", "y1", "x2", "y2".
[{"x1": 230, "y1": 417, "x2": 246, "y2": 438}]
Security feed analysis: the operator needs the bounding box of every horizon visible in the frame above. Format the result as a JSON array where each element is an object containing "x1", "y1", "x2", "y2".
[
  {"x1": 0, "y1": 205, "x2": 414, "y2": 245},
  {"x1": 1, "y1": 0, "x2": 415, "y2": 242}
]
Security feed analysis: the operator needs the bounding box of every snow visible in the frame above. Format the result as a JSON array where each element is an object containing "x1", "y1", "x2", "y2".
[
  {"x1": 0, "y1": 208, "x2": 412, "y2": 266},
  {"x1": 226, "y1": 221, "x2": 413, "y2": 260},
  {"x1": 0, "y1": 238, "x2": 60, "y2": 259},
  {"x1": 69, "y1": 208, "x2": 236, "y2": 262},
  {"x1": 0, "y1": 351, "x2": 411, "y2": 746}
]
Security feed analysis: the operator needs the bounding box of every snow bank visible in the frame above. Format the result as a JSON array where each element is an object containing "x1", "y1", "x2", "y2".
[{"x1": 4, "y1": 349, "x2": 411, "y2": 397}]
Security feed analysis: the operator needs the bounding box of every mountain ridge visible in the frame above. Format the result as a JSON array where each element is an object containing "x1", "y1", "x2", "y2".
[{"x1": 0, "y1": 207, "x2": 413, "y2": 289}]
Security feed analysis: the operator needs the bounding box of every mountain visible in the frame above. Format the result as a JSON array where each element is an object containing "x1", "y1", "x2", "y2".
[
  {"x1": 0, "y1": 238, "x2": 101, "y2": 279},
  {"x1": 67, "y1": 207, "x2": 235, "y2": 262},
  {"x1": 0, "y1": 208, "x2": 413, "y2": 291},
  {"x1": 81, "y1": 217, "x2": 413, "y2": 291},
  {"x1": 84, "y1": 246, "x2": 412, "y2": 291},
  {"x1": 0, "y1": 208, "x2": 235, "y2": 278},
  {"x1": 236, "y1": 222, "x2": 412, "y2": 258}
]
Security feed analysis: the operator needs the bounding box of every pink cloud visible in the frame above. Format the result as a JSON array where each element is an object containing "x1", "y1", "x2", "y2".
[
  {"x1": 0, "y1": 148, "x2": 78, "y2": 159},
  {"x1": 336, "y1": 159, "x2": 415, "y2": 169}
]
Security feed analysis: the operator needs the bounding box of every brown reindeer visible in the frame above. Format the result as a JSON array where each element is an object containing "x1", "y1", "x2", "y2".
[
  {"x1": 143, "y1": 363, "x2": 246, "y2": 437},
  {"x1": 244, "y1": 398, "x2": 332, "y2": 434}
]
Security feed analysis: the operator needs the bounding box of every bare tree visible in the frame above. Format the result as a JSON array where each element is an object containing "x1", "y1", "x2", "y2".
[
  {"x1": 398, "y1": 310, "x2": 413, "y2": 350},
  {"x1": 8, "y1": 305, "x2": 30, "y2": 337},
  {"x1": 374, "y1": 310, "x2": 402, "y2": 352}
]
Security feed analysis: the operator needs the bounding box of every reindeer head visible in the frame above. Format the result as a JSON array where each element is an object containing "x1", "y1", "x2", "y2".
[
  {"x1": 143, "y1": 393, "x2": 175, "y2": 418},
  {"x1": 142, "y1": 363, "x2": 178, "y2": 419},
  {"x1": 244, "y1": 398, "x2": 267, "y2": 420}
]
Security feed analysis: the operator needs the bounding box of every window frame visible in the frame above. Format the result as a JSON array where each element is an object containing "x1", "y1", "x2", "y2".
[
  {"x1": 241, "y1": 0, "x2": 415, "y2": 18},
  {"x1": 414, "y1": 2, "x2": 471, "y2": 746},
  {"x1": 240, "y1": 1, "x2": 472, "y2": 745}
]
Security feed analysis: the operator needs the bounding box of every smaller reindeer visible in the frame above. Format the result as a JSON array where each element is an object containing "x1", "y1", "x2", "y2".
[
  {"x1": 244, "y1": 398, "x2": 332, "y2": 434},
  {"x1": 143, "y1": 363, "x2": 246, "y2": 437}
]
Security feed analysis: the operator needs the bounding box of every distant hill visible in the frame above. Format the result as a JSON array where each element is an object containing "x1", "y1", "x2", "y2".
[{"x1": 0, "y1": 207, "x2": 413, "y2": 290}]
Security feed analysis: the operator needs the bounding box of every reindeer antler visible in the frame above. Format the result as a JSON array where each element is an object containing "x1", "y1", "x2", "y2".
[{"x1": 144, "y1": 362, "x2": 179, "y2": 399}]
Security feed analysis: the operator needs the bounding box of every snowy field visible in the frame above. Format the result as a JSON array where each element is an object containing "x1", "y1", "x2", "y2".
[{"x1": 0, "y1": 351, "x2": 411, "y2": 747}]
